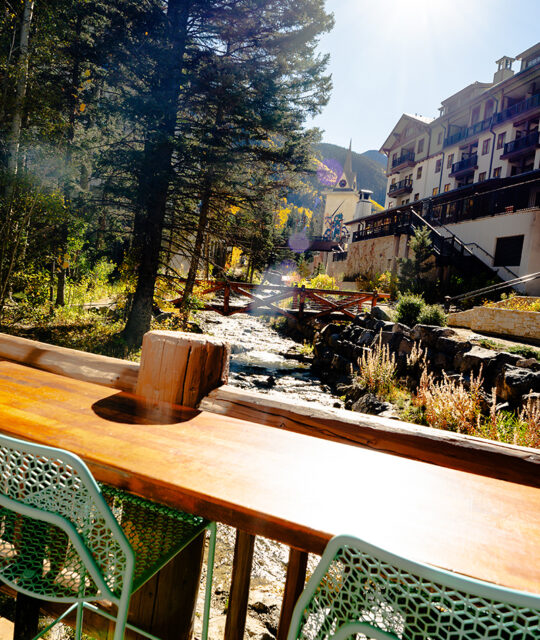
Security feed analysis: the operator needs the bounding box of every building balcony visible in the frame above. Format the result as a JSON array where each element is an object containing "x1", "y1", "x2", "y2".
[
  {"x1": 449, "y1": 154, "x2": 478, "y2": 178},
  {"x1": 443, "y1": 117, "x2": 492, "y2": 148},
  {"x1": 492, "y1": 92, "x2": 540, "y2": 126},
  {"x1": 388, "y1": 178, "x2": 413, "y2": 198},
  {"x1": 391, "y1": 150, "x2": 415, "y2": 172},
  {"x1": 332, "y1": 251, "x2": 348, "y2": 262},
  {"x1": 501, "y1": 131, "x2": 540, "y2": 160}
]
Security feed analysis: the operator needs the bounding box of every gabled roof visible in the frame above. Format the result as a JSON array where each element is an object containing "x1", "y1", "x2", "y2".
[
  {"x1": 440, "y1": 81, "x2": 492, "y2": 106},
  {"x1": 379, "y1": 113, "x2": 432, "y2": 153}
]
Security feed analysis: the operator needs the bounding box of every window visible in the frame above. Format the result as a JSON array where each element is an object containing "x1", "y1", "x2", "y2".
[
  {"x1": 416, "y1": 166, "x2": 423, "y2": 179},
  {"x1": 391, "y1": 178, "x2": 396, "y2": 185},
  {"x1": 484, "y1": 99, "x2": 495, "y2": 119},
  {"x1": 447, "y1": 154, "x2": 454, "y2": 168},
  {"x1": 444, "y1": 184, "x2": 450, "y2": 192},
  {"x1": 414, "y1": 193, "x2": 419, "y2": 201},
  {"x1": 437, "y1": 132, "x2": 442, "y2": 145},
  {"x1": 471, "y1": 106, "x2": 480, "y2": 124},
  {"x1": 432, "y1": 187, "x2": 439, "y2": 196},
  {"x1": 392, "y1": 153, "x2": 397, "y2": 164},
  {"x1": 435, "y1": 159, "x2": 442, "y2": 173},
  {"x1": 494, "y1": 235, "x2": 524, "y2": 267},
  {"x1": 496, "y1": 132, "x2": 506, "y2": 150},
  {"x1": 478, "y1": 172, "x2": 486, "y2": 182},
  {"x1": 417, "y1": 138, "x2": 424, "y2": 154},
  {"x1": 482, "y1": 139, "x2": 490, "y2": 155},
  {"x1": 493, "y1": 167, "x2": 502, "y2": 178},
  {"x1": 403, "y1": 198, "x2": 410, "y2": 205}
]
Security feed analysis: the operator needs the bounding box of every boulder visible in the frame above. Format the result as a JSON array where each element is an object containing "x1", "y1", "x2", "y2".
[
  {"x1": 411, "y1": 325, "x2": 456, "y2": 347},
  {"x1": 398, "y1": 336, "x2": 414, "y2": 356},
  {"x1": 516, "y1": 358, "x2": 540, "y2": 371},
  {"x1": 352, "y1": 393, "x2": 393, "y2": 415},
  {"x1": 379, "y1": 331, "x2": 402, "y2": 350},
  {"x1": 435, "y1": 336, "x2": 462, "y2": 355},
  {"x1": 496, "y1": 366, "x2": 540, "y2": 404},
  {"x1": 392, "y1": 322, "x2": 411, "y2": 336},
  {"x1": 454, "y1": 346, "x2": 495, "y2": 374},
  {"x1": 320, "y1": 323, "x2": 343, "y2": 345},
  {"x1": 370, "y1": 305, "x2": 393, "y2": 321},
  {"x1": 331, "y1": 353, "x2": 352, "y2": 375},
  {"x1": 358, "y1": 329, "x2": 376, "y2": 347}
]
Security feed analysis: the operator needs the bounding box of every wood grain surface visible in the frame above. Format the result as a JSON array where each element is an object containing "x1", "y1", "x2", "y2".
[
  {"x1": 0, "y1": 360, "x2": 539, "y2": 594},
  {"x1": 200, "y1": 385, "x2": 540, "y2": 487}
]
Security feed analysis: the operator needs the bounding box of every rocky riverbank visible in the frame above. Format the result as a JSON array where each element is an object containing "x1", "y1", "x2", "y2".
[{"x1": 312, "y1": 313, "x2": 540, "y2": 415}]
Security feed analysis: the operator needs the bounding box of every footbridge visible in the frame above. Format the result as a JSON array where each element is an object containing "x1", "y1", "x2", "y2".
[{"x1": 172, "y1": 280, "x2": 390, "y2": 321}]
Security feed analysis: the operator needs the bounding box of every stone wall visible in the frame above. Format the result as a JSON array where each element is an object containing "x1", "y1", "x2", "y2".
[
  {"x1": 344, "y1": 235, "x2": 403, "y2": 278},
  {"x1": 449, "y1": 298, "x2": 540, "y2": 342}
]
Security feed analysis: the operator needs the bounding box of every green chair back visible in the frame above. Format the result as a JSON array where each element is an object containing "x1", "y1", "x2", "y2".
[
  {"x1": 288, "y1": 535, "x2": 540, "y2": 639},
  {"x1": 0, "y1": 433, "x2": 134, "y2": 638}
]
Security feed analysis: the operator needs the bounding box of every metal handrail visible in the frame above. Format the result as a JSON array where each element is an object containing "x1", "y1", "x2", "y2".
[
  {"x1": 445, "y1": 271, "x2": 540, "y2": 307},
  {"x1": 503, "y1": 130, "x2": 540, "y2": 155}
]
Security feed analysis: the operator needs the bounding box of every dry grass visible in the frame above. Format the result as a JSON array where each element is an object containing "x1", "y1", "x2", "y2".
[
  {"x1": 415, "y1": 368, "x2": 483, "y2": 435},
  {"x1": 357, "y1": 333, "x2": 396, "y2": 395}
]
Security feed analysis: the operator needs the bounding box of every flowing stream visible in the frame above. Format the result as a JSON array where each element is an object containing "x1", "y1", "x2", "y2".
[{"x1": 199, "y1": 311, "x2": 342, "y2": 408}]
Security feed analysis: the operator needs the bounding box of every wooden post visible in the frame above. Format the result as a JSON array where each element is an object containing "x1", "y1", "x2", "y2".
[
  {"x1": 129, "y1": 331, "x2": 230, "y2": 640},
  {"x1": 14, "y1": 594, "x2": 40, "y2": 640},
  {"x1": 136, "y1": 330, "x2": 230, "y2": 408},
  {"x1": 224, "y1": 282, "x2": 230, "y2": 315},
  {"x1": 292, "y1": 286, "x2": 298, "y2": 311},
  {"x1": 299, "y1": 285, "x2": 306, "y2": 319},
  {"x1": 224, "y1": 530, "x2": 255, "y2": 640},
  {"x1": 276, "y1": 549, "x2": 308, "y2": 640}
]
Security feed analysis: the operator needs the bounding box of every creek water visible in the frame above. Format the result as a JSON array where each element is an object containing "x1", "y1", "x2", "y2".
[{"x1": 199, "y1": 310, "x2": 342, "y2": 408}]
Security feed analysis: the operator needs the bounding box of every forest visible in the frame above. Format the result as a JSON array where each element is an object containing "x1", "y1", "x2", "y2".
[{"x1": 0, "y1": 0, "x2": 333, "y2": 347}]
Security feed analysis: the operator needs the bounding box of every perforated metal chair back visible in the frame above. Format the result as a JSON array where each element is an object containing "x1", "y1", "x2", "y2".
[
  {"x1": 0, "y1": 433, "x2": 134, "y2": 638},
  {"x1": 288, "y1": 535, "x2": 540, "y2": 640}
]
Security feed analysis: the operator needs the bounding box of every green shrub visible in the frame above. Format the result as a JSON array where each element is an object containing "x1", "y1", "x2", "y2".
[
  {"x1": 417, "y1": 304, "x2": 447, "y2": 327},
  {"x1": 395, "y1": 294, "x2": 425, "y2": 327}
]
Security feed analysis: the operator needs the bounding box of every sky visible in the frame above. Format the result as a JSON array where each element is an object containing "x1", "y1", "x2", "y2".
[{"x1": 307, "y1": 0, "x2": 540, "y2": 154}]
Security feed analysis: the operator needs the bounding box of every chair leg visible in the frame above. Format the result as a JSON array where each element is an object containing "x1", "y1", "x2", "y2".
[
  {"x1": 75, "y1": 602, "x2": 84, "y2": 640},
  {"x1": 201, "y1": 522, "x2": 216, "y2": 640}
]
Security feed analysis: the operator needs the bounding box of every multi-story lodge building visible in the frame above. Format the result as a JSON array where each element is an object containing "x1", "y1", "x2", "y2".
[{"x1": 322, "y1": 42, "x2": 540, "y2": 294}]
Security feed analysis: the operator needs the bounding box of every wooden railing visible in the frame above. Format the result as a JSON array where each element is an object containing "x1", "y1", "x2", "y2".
[
  {"x1": 173, "y1": 280, "x2": 389, "y2": 320},
  {"x1": 1, "y1": 331, "x2": 540, "y2": 639}
]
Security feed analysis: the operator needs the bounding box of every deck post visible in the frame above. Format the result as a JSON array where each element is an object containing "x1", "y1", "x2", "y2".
[
  {"x1": 299, "y1": 285, "x2": 306, "y2": 319},
  {"x1": 224, "y1": 282, "x2": 230, "y2": 315},
  {"x1": 136, "y1": 330, "x2": 230, "y2": 407},
  {"x1": 129, "y1": 330, "x2": 230, "y2": 640}
]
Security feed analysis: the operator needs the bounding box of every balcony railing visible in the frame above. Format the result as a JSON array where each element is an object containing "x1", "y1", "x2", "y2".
[
  {"x1": 450, "y1": 154, "x2": 478, "y2": 176},
  {"x1": 492, "y1": 92, "x2": 540, "y2": 125},
  {"x1": 502, "y1": 130, "x2": 540, "y2": 157},
  {"x1": 444, "y1": 117, "x2": 492, "y2": 148},
  {"x1": 388, "y1": 178, "x2": 413, "y2": 197},
  {"x1": 391, "y1": 150, "x2": 415, "y2": 169},
  {"x1": 332, "y1": 251, "x2": 348, "y2": 262}
]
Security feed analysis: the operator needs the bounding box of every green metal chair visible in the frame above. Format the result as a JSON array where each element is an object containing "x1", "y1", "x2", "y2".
[
  {"x1": 287, "y1": 534, "x2": 540, "y2": 639},
  {"x1": 0, "y1": 433, "x2": 216, "y2": 640}
]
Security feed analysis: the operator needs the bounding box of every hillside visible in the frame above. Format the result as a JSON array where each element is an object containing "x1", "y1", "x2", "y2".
[
  {"x1": 361, "y1": 149, "x2": 387, "y2": 169},
  {"x1": 316, "y1": 142, "x2": 387, "y2": 205}
]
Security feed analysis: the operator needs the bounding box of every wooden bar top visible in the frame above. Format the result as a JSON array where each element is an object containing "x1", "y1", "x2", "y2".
[{"x1": 0, "y1": 360, "x2": 539, "y2": 594}]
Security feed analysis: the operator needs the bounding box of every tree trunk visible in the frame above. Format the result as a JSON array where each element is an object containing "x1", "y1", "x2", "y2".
[
  {"x1": 181, "y1": 188, "x2": 211, "y2": 305},
  {"x1": 122, "y1": 0, "x2": 191, "y2": 347},
  {"x1": 5, "y1": 0, "x2": 34, "y2": 177}
]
